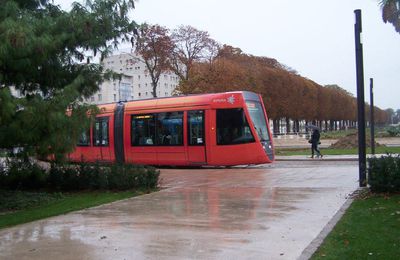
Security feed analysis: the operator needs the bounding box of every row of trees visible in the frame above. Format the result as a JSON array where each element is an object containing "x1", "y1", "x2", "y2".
[
  {"x1": 385, "y1": 109, "x2": 400, "y2": 124},
  {"x1": 131, "y1": 0, "x2": 397, "y2": 128},
  {"x1": 179, "y1": 45, "x2": 390, "y2": 132},
  {"x1": 132, "y1": 25, "x2": 390, "y2": 128}
]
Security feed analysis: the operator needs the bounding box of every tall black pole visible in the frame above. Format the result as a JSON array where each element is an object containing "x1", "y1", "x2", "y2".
[
  {"x1": 354, "y1": 9, "x2": 367, "y2": 187},
  {"x1": 370, "y1": 78, "x2": 375, "y2": 155}
]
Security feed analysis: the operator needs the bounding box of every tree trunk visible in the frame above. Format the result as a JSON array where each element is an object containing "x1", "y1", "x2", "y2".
[
  {"x1": 286, "y1": 118, "x2": 290, "y2": 134},
  {"x1": 273, "y1": 119, "x2": 280, "y2": 136},
  {"x1": 294, "y1": 120, "x2": 300, "y2": 133},
  {"x1": 152, "y1": 82, "x2": 157, "y2": 98}
]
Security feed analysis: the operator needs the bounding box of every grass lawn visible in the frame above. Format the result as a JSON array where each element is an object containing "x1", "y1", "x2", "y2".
[
  {"x1": 276, "y1": 146, "x2": 400, "y2": 156},
  {"x1": 312, "y1": 194, "x2": 400, "y2": 259},
  {"x1": 320, "y1": 129, "x2": 357, "y2": 139},
  {"x1": 319, "y1": 128, "x2": 390, "y2": 139},
  {"x1": 0, "y1": 189, "x2": 150, "y2": 229}
]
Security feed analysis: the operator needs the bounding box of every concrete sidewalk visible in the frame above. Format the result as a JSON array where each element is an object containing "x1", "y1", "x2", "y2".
[{"x1": 0, "y1": 161, "x2": 358, "y2": 260}]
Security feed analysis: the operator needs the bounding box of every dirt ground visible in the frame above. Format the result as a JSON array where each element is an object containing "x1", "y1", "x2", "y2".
[{"x1": 330, "y1": 133, "x2": 382, "y2": 149}]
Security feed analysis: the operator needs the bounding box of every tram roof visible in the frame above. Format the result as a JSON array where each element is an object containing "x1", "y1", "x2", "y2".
[
  {"x1": 123, "y1": 91, "x2": 255, "y2": 111},
  {"x1": 94, "y1": 91, "x2": 260, "y2": 114}
]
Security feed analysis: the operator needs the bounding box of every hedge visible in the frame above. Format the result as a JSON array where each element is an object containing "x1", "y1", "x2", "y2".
[
  {"x1": 0, "y1": 160, "x2": 159, "y2": 191},
  {"x1": 368, "y1": 154, "x2": 400, "y2": 193}
]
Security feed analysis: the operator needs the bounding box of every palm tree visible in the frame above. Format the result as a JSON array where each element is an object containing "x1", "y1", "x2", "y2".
[{"x1": 380, "y1": 0, "x2": 400, "y2": 33}]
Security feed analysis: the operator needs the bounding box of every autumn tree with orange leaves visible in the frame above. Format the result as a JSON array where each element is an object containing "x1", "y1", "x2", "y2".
[{"x1": 178, "y1": 44, "x2": 388, "y2": 131}]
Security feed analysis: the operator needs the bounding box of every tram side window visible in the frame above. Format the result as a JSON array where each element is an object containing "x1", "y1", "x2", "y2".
[
  {"x1": 188, "y1": 110, "x2": 204, "y2": 145},
  {"x1": 216, "y1": 108, "x2": 255, "y2": 145},
  {"x1": 93, "y1": 117, "x2": 109, "y2": 146},
  {"x1": 156, "y1": 112, "x2": 183, "y2": 145},
  {"x1": 131, "y1": 114, "x2": 156, "y2": 146},
  {"x1": 77, "y1": 129, "x2": 90, "y2": 146}
]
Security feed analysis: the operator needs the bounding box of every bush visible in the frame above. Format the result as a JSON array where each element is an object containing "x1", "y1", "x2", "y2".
[
  {"x1": 48, "y1": 163, "x2": 108, "y2": 191},
  {"x1": 368, "y1": 155, "x2": 400, "y2": 193},
  {"x1": 1, "y1": 160, "x2": 160, "y2": 191},
  {"x1": 80, "y1": 163, "x2": 109, "y2": 190},
  {"x1": 0, "y1": 159, "x2": 48, "y2": 190},
  {"x1": 387, "y1": 126, "x2": 400, "y2": 137},
  {"x1": 48, "y1": 162, "x2": 159, "y2": 191}
]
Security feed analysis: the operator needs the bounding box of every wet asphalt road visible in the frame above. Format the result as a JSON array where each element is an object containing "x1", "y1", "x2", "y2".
[{"x1": 0, "y1": 160, "x2": 358, "y2": 260}]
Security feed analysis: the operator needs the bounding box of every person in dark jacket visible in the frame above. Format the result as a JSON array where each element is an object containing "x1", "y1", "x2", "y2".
[{"x1": 310, "y1": 129, "x2": 323, "y2": 158}]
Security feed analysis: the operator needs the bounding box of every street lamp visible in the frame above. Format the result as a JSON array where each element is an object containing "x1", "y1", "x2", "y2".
[
  {"x1": 354, "y1": 9, "x2": 367, "y2": 187},
  {"x1": 370, "y1": 78, "x2": 375, "y2": 155}
]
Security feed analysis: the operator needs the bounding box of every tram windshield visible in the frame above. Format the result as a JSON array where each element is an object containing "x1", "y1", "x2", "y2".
[
  {"x1": 216, "y1": 108, "x2": 255, "y2": 145},
  {"x1": 246, "y1": 101, "x2": 270, "y2": 142}
]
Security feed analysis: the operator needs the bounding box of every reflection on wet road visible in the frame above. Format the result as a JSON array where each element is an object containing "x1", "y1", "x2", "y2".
[{"x1": 0, "y1": 161, "x2": 358, "y2": 259}]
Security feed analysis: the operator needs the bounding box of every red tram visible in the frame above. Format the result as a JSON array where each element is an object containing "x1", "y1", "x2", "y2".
[{"x1": 68, "y1": 91, "x2": 274, "y2": 166}]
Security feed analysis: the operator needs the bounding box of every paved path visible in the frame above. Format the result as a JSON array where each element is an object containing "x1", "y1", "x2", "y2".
[{"x1": 0, "y1": 161, "x2": 358, "y2": 260}]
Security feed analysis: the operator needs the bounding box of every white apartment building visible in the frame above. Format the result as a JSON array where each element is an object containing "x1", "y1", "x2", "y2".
[
  {"x1": 87, "y1": 51, "x2": 180, "y2": 104},
  {"x1": 85, "y1": 74, "x2": 133, "y2": 104}
]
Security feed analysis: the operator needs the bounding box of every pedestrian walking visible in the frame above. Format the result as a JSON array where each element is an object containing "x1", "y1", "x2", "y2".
[{"x1": 309, "y1": 128, "x2": 323, "y2": 158}]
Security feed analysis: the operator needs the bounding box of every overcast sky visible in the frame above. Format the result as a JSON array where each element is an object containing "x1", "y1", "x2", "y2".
[{"x1": 58, "y1": 0, "x2": 399, "y2": 110}]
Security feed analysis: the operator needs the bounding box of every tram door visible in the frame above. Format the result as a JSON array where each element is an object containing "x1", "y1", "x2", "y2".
[
  {"x1": 187, "y1": 110, "x2": 206, "y2": 164},
  {"x1": 93, "y1": 116, "x2": 113, "y2": 161}
]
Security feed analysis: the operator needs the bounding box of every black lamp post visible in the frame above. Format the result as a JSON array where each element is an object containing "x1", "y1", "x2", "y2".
[
  {"x1": 354, "y1": 9, "x2": 367, "y2": 187},
  {"x1": 370, "y1": 78, "x2": 375, "y2": 155}
]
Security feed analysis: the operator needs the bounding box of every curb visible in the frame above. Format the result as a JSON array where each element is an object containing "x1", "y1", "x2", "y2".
[{"x1": 275, "y1": 157, "x2": 358, "y2": 162}]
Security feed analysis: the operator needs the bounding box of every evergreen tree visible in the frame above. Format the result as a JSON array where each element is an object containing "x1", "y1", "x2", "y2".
[
  {"x1": 380, "y1": 0, "x2": 400, "y2": 33},
  {"x1": 0, "y1": 0, "x2": 136, "y2": 160}
]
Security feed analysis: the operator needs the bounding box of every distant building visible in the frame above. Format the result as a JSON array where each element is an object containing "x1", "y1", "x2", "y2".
[
  {"x1": 86, "y1": 51, "x2": 180, "y2": 104},
  {"x1": 85, "y1": 74, "x2": 133, "y2": 104}
]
